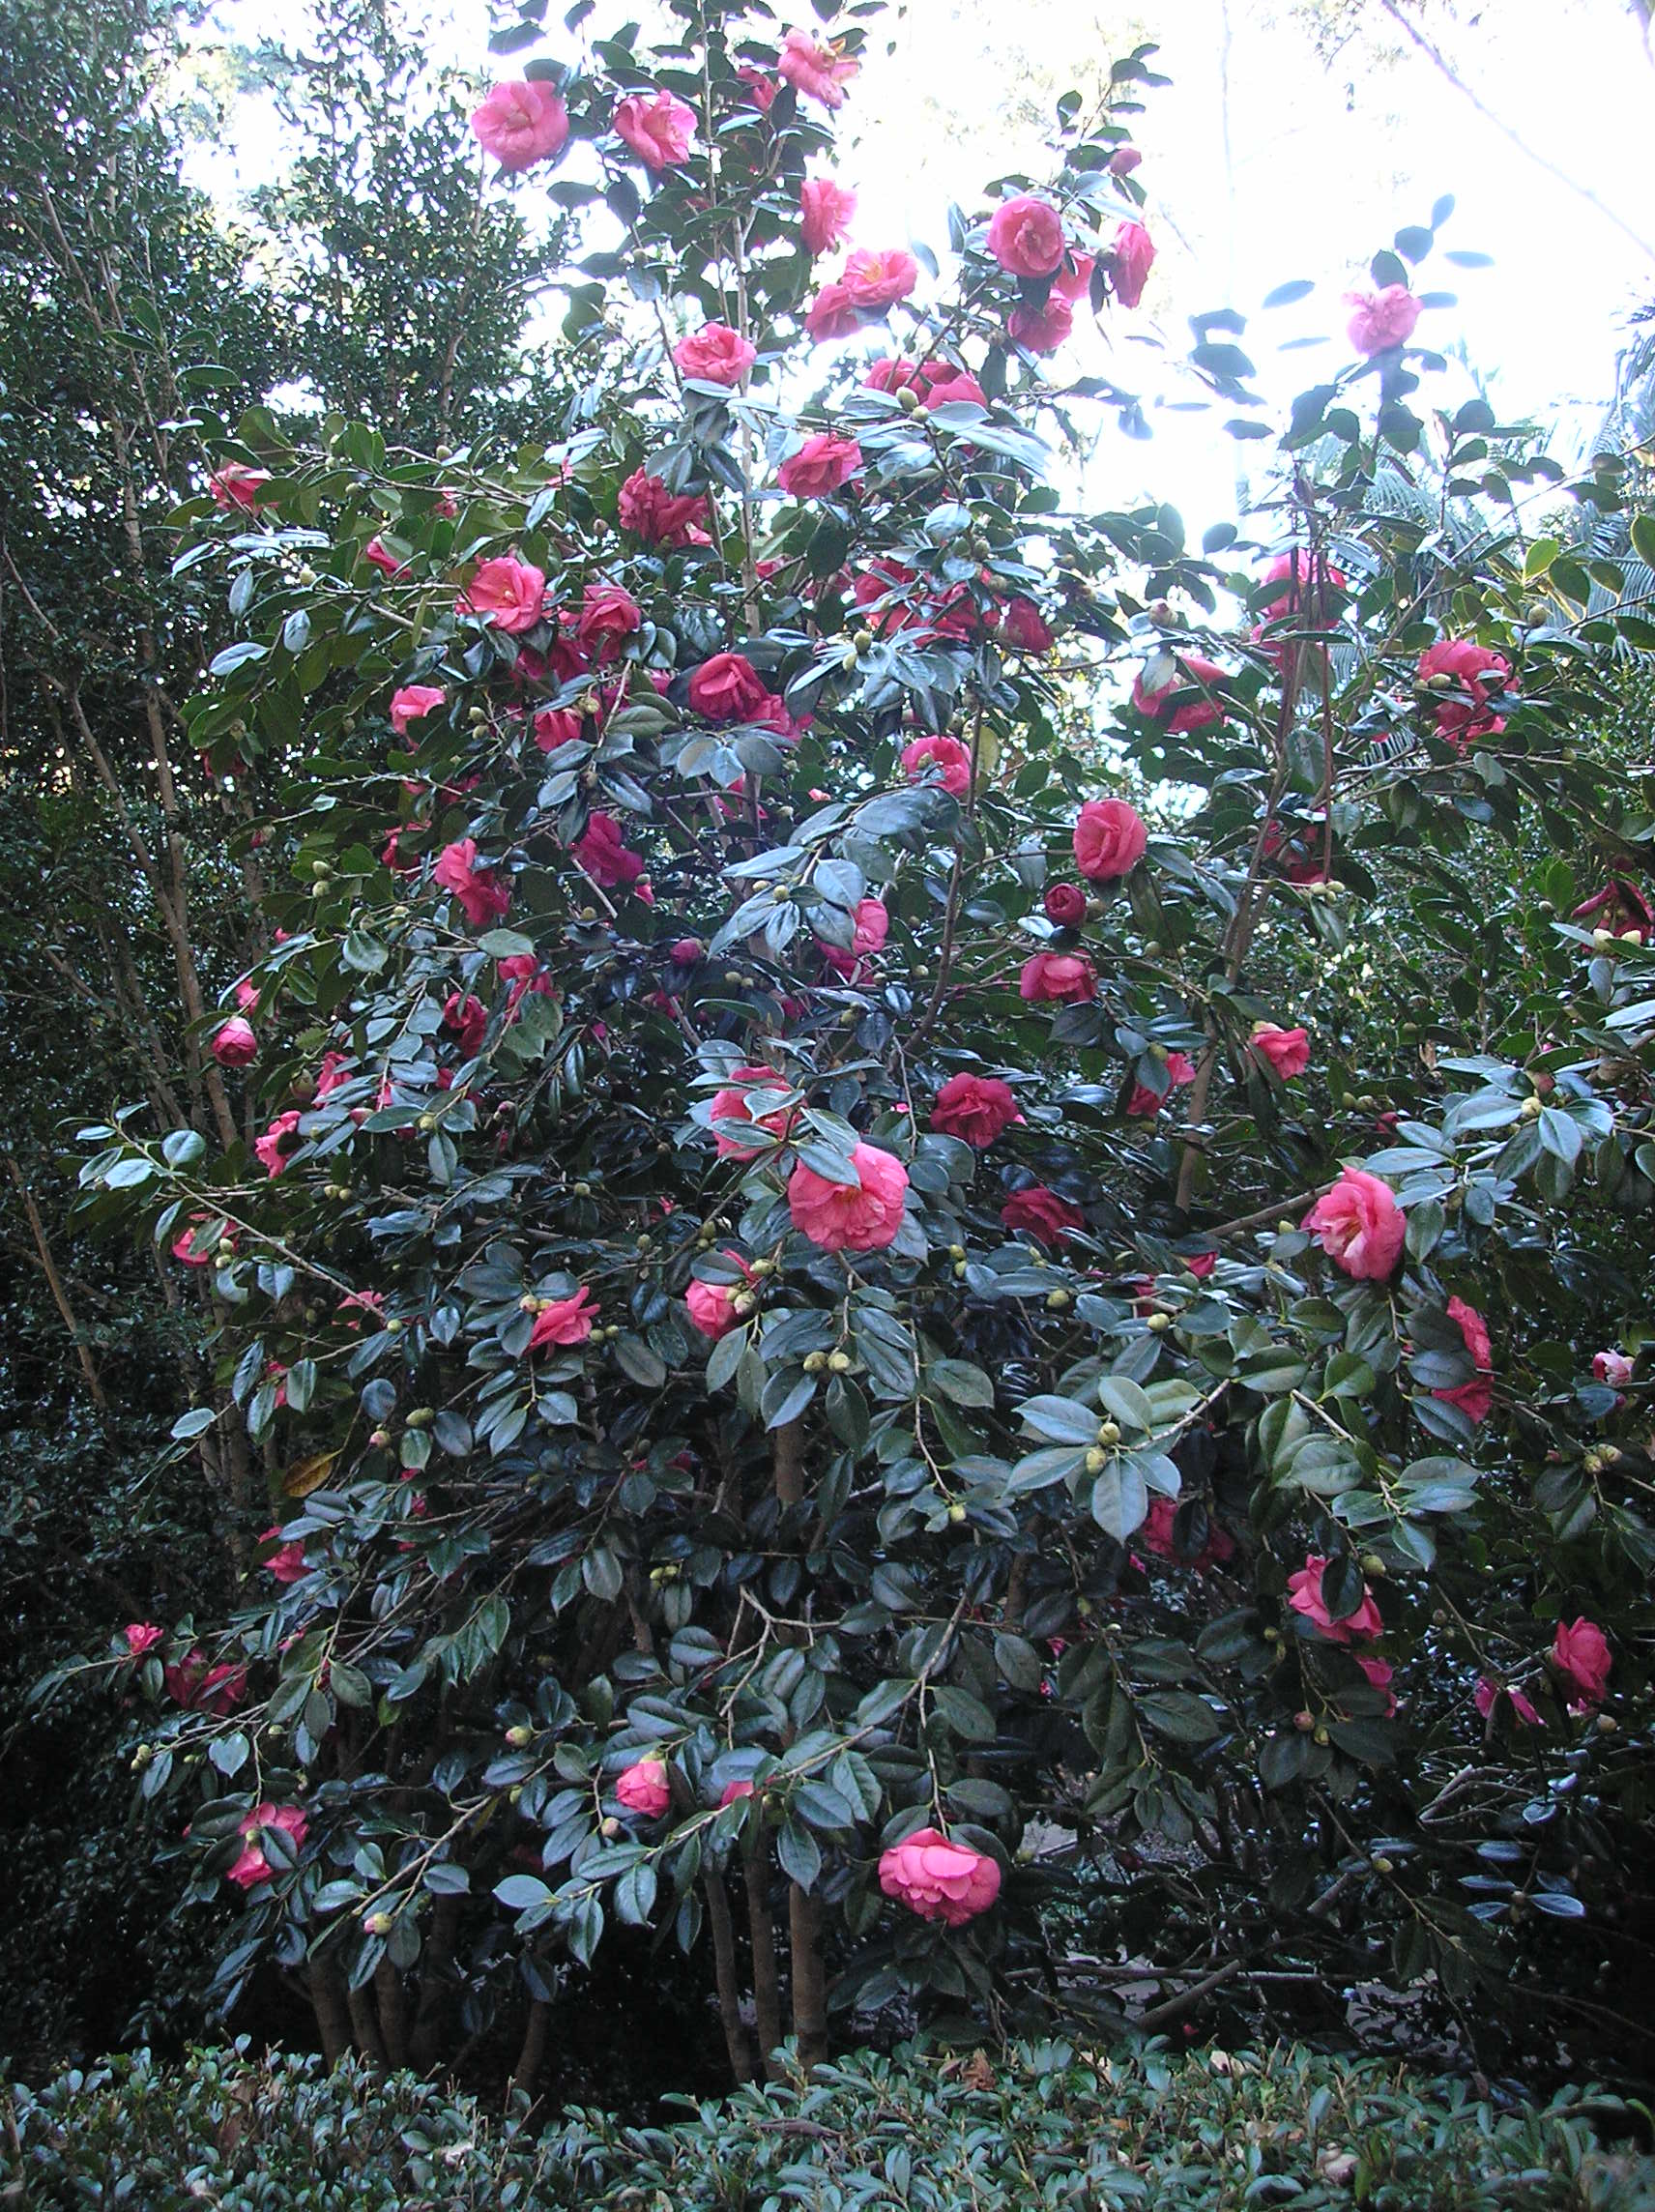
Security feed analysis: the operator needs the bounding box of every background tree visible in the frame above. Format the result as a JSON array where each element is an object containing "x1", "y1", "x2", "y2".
[
  {"x1": 0, "y1": 0, "x2": 580, "y2": 2073},
  {"x1": 245, "y1": 0, "x2": 570, "y2": 447},
  {"x1": 66, "y1": 0, "x2": 1653, "y2": 2107}
]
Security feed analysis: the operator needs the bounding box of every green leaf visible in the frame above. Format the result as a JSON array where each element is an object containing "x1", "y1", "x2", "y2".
[
  {"x1": 1136, "y1": 1690, "x2": 1222, "y2": 1744},
  {"x1": 495, "y1": 1874, "x2": 552, "y2": 1909},
  {"x1": 928, "y1": 1357, "x2": 996, "y2": 1409},
  {"x1": 1090, "y1": 1457, "x2": 1148, "y2": 1541},
  {"x1": 1018, "y1": 1394, "x2": 1098, "y2": 1444}
]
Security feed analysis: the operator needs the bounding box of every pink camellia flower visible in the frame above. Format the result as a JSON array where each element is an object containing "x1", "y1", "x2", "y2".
[
  {"x1": 778, "y1": 433, "x2": 862, "y2": 497},
  {"x1": 1073, "y1": 797, "x2": 1148, "y2": 882},
  {"x1": 1184, "y1": 1249, "x2": 1217, "y2": 1278},
  {"x1": 1553, "y1": 1617, "x2": 1611, "y2": 1710},
  {"x1": 254, "y1": 1110, "x2": 303, "y2": 1178},
  {"x1": 471, "y1": 79, "x2": 569, "y2": 169},
  {"x1": 1052, "y1": 252, "x2": 1096, "y2": 303},
  {"x1": 618, "y1": 469, "x2": 707, "y2": 546},
  {"x1": 1261, "y1": 548, "x2": 1349, "y2": 619},
  {"x1": 1109, "y1": 221, "x2": 1155, "y2": 308},
  {"x1": 1020, "y1": 950, "x2": 1096, "y2": 1004},
  {"x1": 1043, "y1": 882, "x2": 1087, "y2": 928},
  {"x1": 1251, "y1": 1023, "x2": 1310, "y2": 1080},
  {"x1": 1287, "y1": 1555, "x2": 1382, "y2": 1644},
  {"x1": 390, "y1": 684, "x2": 446, "y2": 736},
  {"x1": 210, "y1": 461, "x2": 268, "y2": 511},
  {"x1": 212, "y1": 1016, "x2": 257, "y2": 1067},
  {"x1": 260, "y1": 1525, "x2": 308, "y2": 1585},
  {"x1": 1007, "y1": 296, "x2": 1074, "y2": 355},
  {"x1": 1001, "y1": 1185, "x2": 1085, "y2": 1247},
  {"x1": 789, "y1": 1142, "x2": 910, "y2": 1253},
  {"x1": 800, "y1": 176, "x2": 857, "y2": 255},
  {"x1": 674, "y1": 322, "x2": 757, "y2": 387},
  {"x1": 1125, "y1": 1050, "x2": 1197, "y2": 1119},
  {"x1": 902, "y1": 732, "x2": 973, "y2": 797},
  {"x1": 718, "y1": 1778, "x2": 756, "y2": 1807},
  {"x1": 1302, "y1": 1169, "x2": 1404, "y2": 1281},
  {"x1": 1131, "y1": 653, "x2": 1228, "y2": 734},
  {"x1": 125, "y1": 1622, "x2": 164, "y2": 1657},
  {"x1": 840, "y1": 247, "x2": 919, "y2": 311},
  {"x1": 878, "y1": 1827, "x2": 1001, "y2": 1926},
  {"x1": 737, "y1": 64, "x2": 775, "y2": 110},
  {"x1": 443, "y1": 992, "x2": 487, "y2": 1059},
  {"x1": 526, "y1": 1286, "x2": 598, "y2": 1351},
  {"x1": 171, "y1": 1213, "x2": 224, "y2": 1267},
  {"x1": 864, "y1": 357, "x2": 989, "y2": 412},
  {"x1": 1356, "y1": 1655, "x2": 1398, "y2": 1716},
  {"x1": 574, "y1": 811, "x2": 647, "y2": 891},
  {"x1": 1345, "y1": 283, "x2": 1421, "y2": 355},
  {"x1": 226, "y1": 1803, "x2": 308, "y2": 1891},
  {"x1": 1260, "y1": 818, "x2": 1332, "y2": 888},
  {"x1": 804, "y1": 281, "x2": 859, "y2": 341},
  {"x1": 709, "y1": 1066, "x2": 798, "y2": 1158},
  {"x1": 685, "y1": 1257, "x2": 754, "y2": 1341},
  {"x1": 576, "y1": 583, "x2": 642, "y2": 660},
  {"x1": 1110, "y1": 146, "x2": 1142, "y2": 176},
  {"x1": 315, "y1": 1051, "x2": 352, "y2": 1100},
  {"x1": 433, "y1": 838, "x2": 511, "y2": 926},
  {"x1": 501, "y1": 955, "x2": 555, "y2": 1021},
  {"x1": 165, "y1": 1651, "x2": 247, "y2": 1712},
  {"x1": 616, "y1": 1757, "x2": 672, "y2": 1818},
  {"x1": 1475, "y1": 1674, "x2": 1542, "y2": 1728},
  {"x1": 1002, "y1": 597, "x2": 1055, "y2": 654},
  {"x1": 1142, "y1": 1496, "x2": 1236, "y2": 1572},
  {"x1": 821, "y1": 896, "x2": 888, "y2": 977},
  {"x1": 363, "y1": 537, "x2": 407, "y2": 578},
  {"x1": 986, "y1": 193, "x2": 1066, "y2": 278},
  {"x1": 235, "y1": 978, "x2": 261, "y2": 1011},
  {"x1": 922, "y1": 366, "x2": 989, "y2": 411},
  {"x1": 932, "y1": 1072, "x2": 1020, "y2": 1147},
  {"x1": 1593, "y1": 1349, "x2": 1634, "y2": 1389},
  {"x1": 1417, "y1": 639, "x2": 1511, "y2": 750},
  {"x1": 689, "y1": 651, "x2": 770, "y2": 721},
  {"x1": 535, "y1": 707, "x2": 584, "y2": 752},
  {"x1": 1572, "y1": 878, "x2": 1654, "y2": 944},
  {"x1": 458, "y1": 555, "x2": 546, "y2": 633},
  {"x1": 1433, "y1": 1295, "x2": 1494, "y2": 1424},
  {"x1": 613, "y1": 88, "x2": 697, "y2": 168},
  {"x1": 778, "y1": 25, "x2": 859, "y2": 108}
]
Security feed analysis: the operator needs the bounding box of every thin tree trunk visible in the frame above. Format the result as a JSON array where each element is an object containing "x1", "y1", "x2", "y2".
[
  {"x1": 375, "y1": 1958, "x2": 409, "y2": 2070},
  {"x1": 3, "y1": 1154, "x2": 112, "y2": 1433},
  {"x1": 508, "y1": 1996, "x2": 551, "y2": 2108},
  {"x1": 346, "y1": 1978, "x2": 388, "y2": 2069},
  {"x1": 743, "y1": 1835, "x2": 785, "y2": 2082},
  {"x1": 309, "y1": 1958, "x2": 352, "y2": 2070},
  {"x1": 410, "y1": 1893, "x2": 463, "y2": 2070},
  {"x1": 788, "y1": 1883, "x2": 828, "y2": 2072},
  {"x1": 773, "y1": 1417, "x2": 805, "y2": 1507},
  {"x1": 704, "y1": 1868, "x2": 753, "y2": 2083}
]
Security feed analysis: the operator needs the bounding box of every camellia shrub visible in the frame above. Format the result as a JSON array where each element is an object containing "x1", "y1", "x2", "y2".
[
  {"x1": 7, "y1": 2040, "x2": 1654, "y2": 2210},
  {"x1": 62, "y1": 0, "x2": 1654, "y2": 2093}
]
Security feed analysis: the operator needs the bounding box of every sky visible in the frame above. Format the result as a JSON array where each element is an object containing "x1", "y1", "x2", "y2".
[{"x1": 183, "y1": 0, "x2": 1655, "y2": 539}]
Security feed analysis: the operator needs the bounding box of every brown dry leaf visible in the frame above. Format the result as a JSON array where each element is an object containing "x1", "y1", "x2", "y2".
[
  {"x1": 961, "y1": 2050, "x2": 995, "y2": 2092},
  {"x1": 281, "y1": 1449, "x2": 339, "y2": 1499}
]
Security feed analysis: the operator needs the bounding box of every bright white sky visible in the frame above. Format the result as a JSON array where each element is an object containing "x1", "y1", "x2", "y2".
[{"x1": 186, "y1": 0, "x2": 1654, "y2": 537}]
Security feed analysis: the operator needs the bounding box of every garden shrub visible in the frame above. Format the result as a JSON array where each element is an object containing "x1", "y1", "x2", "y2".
[
  {"x1": 48, "y1": 0, "x2": 1655, "y2": 2099},
  {"x1": 5, "y1": 2039, "x2": 1654, "y2": 2211}
]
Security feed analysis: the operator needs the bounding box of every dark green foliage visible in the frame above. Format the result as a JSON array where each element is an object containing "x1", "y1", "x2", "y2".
[
  {"x1": 5, "y1": 2040, "x2": 1653, "y2": 2210},
  {"x1": 246, "y1": 0, "x2": 571, "y2": 446}
]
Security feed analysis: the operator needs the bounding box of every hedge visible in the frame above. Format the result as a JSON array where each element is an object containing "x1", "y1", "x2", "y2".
[{"x1": 5, "y1": 2039, "x2": 1653, "y2": 2211}]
